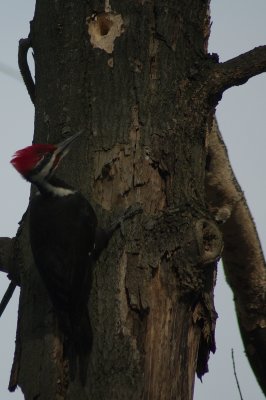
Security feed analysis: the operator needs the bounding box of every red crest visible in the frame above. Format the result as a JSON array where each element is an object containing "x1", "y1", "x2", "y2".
[{"x1": 11, "y1": 144, "x2": 56, "y2": 177}]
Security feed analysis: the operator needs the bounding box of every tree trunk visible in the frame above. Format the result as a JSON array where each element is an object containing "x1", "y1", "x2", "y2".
[{"x1": 7, "y1": 1, "x2": 266, "y2": 399}]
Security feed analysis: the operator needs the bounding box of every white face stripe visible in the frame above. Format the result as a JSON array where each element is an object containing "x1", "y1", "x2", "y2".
[
  {"x1": 37, "y1": 179, "x2": 76, "y2": 196},
  {"x1": 39, "y1": 151, "x2": 58, "y2": 178},
  {"x1": 30, "y1": 145, "x2": 75, "y2": 197}
]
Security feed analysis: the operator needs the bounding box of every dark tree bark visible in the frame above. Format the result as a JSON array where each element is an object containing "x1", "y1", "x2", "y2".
[{"x1": 1, "y1": 1, "x2": 266, "y2": 400}]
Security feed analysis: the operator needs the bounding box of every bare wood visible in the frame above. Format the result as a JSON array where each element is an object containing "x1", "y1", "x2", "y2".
[
  {"x1": 8, "y1": 1, "x2": 266, "y2": 399},
  {"x1": 205, "y1": 118, "x2": 266, "y2": 396},
  {"x1": 11, "y1": 1, "x2": 217, "y2": 399}
]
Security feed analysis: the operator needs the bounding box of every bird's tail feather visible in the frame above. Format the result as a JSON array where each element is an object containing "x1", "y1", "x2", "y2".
[{"x1": 60, "y1": 307, "x2": 92, "y2": 384}]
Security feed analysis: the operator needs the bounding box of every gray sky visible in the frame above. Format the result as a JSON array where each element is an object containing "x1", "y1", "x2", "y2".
[{"x1": 0, "y1": 1, "x2": 265, "y2": 399}]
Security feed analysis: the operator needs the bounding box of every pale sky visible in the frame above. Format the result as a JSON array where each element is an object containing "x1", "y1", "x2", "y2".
[{"x1": 0, "y1": 1, "x2": 265, "y2": 399}]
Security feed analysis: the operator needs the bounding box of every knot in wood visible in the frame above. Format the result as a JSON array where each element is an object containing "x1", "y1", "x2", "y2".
[{"x1": 195, "y1": 219, "x2": 223, "y2": 265}]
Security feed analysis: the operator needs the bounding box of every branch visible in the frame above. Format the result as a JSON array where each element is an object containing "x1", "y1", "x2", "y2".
[
  {"x1": 209, "y1": 46, "x2": 266, "y2": 96},
  {"x1": 205, "y1": 118, "x2": 266, "y2": 396},
  {"x1": 18, "y1": 37, "x2": 35, "y2": 104},
  {"x1": 231, "y1": 349, "x2": 244, "y2": 400},
  {"x1": 0, "y1": 282, "x2": 16, "y2": 318}
]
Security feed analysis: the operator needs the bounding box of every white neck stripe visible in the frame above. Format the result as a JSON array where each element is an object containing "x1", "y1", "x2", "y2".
[
  {"x1": 33, "y1": 178, "x2": 76, "y2": 197},
  {"x1": 47, "y1": 184, "x2": 76, "y2": 196}
]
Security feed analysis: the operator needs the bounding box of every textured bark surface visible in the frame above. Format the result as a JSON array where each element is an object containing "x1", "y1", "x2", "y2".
[{"x1": 5, "y1": 1, "x2": 266, "y2": 400}]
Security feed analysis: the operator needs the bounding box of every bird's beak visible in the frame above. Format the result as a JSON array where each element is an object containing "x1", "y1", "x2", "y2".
[{"x1": 54, "y1": 131, "x2": 82, "y2": 158}]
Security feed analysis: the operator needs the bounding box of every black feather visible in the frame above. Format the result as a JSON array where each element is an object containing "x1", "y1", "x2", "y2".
[{"x1": 29, "y1": 177, "x2": 97, "y2": 381}]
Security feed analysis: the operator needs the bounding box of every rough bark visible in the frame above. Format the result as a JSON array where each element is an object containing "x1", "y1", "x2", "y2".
[
  {"x1": 0, "y1": 237, "x2": 13, "y2": 274},
  {"x1": 0, "y1": 1, "x2": 265, "y2": 400},
  {"x1": 10, "y1": 2, "x2": 218, "y2": 399}
]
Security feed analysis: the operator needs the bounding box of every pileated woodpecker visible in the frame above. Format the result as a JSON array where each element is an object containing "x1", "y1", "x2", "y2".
[{"x1": 11, "y1": 132, "x2": 96, "y2": 355}]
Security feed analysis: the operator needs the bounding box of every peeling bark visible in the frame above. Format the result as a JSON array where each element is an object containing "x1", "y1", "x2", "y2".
[{"x1": 206, "y1": 118, "x2": 266, "y2": 396}]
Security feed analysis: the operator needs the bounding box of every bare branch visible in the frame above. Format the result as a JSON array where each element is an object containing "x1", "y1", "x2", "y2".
[
  {"x1": 209, "y1": 46, "x2": 266, "y2": 96},
  {"x1": 231, "y1": 349, "x2": 244, "y2": 400},
  {"x1": 205, "y1": 118, "x2": 266, "y2": 396},
  {"x1": 0, "y1": 282, "x2": 17, "y2": 318},
  {"x1": 18, "y1": 37, "x2": 35, "y2": 104}
]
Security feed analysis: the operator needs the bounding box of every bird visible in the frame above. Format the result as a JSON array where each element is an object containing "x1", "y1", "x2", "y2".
[{"x1": 11, "y1": 132, "x2": 97, "y2": 362}]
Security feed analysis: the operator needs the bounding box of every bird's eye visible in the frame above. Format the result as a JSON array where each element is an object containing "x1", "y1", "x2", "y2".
[
  {"x1": 35, "y1": 152, "x2": 52, "y2": 170},
  {"x1": 42, "y1": 152, "x2": 52, "y2": 162}
]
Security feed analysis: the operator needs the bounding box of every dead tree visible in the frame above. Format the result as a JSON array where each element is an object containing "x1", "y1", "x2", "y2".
[{"x1": 0, "y1": 1, "x2": 266, "y2": 399}]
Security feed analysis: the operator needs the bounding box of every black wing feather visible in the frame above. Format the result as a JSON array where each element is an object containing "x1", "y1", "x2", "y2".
[{"x1": 29, "y1": 192, "x2": 97, "y2": 340}]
